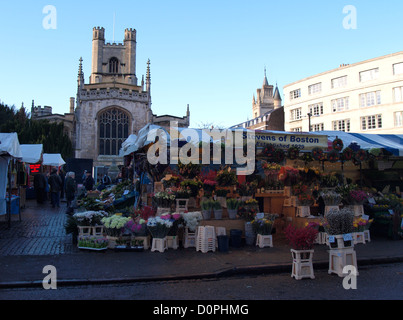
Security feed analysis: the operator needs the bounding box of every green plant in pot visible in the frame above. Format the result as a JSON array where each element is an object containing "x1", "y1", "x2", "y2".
[
  {"x1": 226, "y1": 198, "x2": 241, "y2": 219},
  {"x1": 212, "y1": 200, "x2": 223, "y2": 220},
  {"x1": 200, "y1": 198, "x2": 213, "y2": 220}
]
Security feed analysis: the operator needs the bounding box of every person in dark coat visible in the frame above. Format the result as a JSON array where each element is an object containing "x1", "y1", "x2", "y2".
[
  {"x1": 33, "y1": 172, "x2": 46, "y2": 204},
  {"x1": 48, "y1": 168, "x2": 63, "y2": 208},
  {"x1": 83, "y1": 171, "x2": 95, "y2": 191},
  {"x1": 65, "y1": 172, "x2": 77, "y2": 209}
]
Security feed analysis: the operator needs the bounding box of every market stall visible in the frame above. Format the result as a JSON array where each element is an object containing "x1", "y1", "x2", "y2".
[
  {"x1": 0, "y1": 133, "x2": 23, "y2": 227},
  {"x1": 67, "y1": 124, "x2": 403, "y2": 254},
  {"x1": 20, "y1": 144, "x2": 44, "y2": 202}
]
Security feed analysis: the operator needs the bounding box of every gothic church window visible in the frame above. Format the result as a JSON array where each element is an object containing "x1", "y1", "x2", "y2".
[
  {"x1": 109, "y1": 57, "x2": 119, "y2": 74},
  {"x1": 99, "y1": 108, "x2": 130, "y2": 155}
]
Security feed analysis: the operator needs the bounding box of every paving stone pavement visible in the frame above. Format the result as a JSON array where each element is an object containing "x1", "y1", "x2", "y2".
[{"x1": 0, "y1": 200, "x2": 76, "y2": 256}]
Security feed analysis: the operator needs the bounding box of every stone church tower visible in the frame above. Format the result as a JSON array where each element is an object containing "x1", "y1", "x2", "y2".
[
  {"x1": 252, "y1": 68, "x2": 282, "y2": 118},
  {"x1": 73, "y1": 27, "x2": 189, "y2": 167}
]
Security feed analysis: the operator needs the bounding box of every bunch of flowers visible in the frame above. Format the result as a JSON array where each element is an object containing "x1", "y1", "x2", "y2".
[
  {"x1": 292, "y1": 182, "x2": 309, "y2": 196},
  {"x1": 353, "y1": 217, "x2": 373, "y2": 232},
  {"x1": 180, "y1": 179, "x2": 203, "y2": 197},
  {"x1": 153, "y1": 191, "x2": 176, "y2": 207},
  {"x1": 237, "y1": 181, "x2": 258, "y2": 196},
  {"x1": 297, "y1": 193, "x2": 314, "y2": 206},
  {"x1": 299, "y1": 152, "x2": 314, "y2": 163},
  {"x1": 216, "y1": 166, "x2": 238, "y2": 186},
  {"x1": 342, "y1": 147, "x2": 354, "y2": 161},
  {"x1": 251, "y1": 213, "x2": 276, "y2": 235},
  {"x1": 320, "y1": 173, "x2": 342, "y2": 188},
  {"x1": 287, "y1": 146, "x2": 300, "y2": 160},
  {"x1": 354, "y1": 149, "x2": 368, "y2": 163},
  {"x1": 349, "y1": 190, "x2": 368, "y2": 205},
  {"x1": 299, "y1": 167, "x2": 321, "y2": 184},
  {"x1": 239, "y1": 199, "x2": 259, "y2": 222},
  {"x1": 178, "y1": 162, "x2": 201, "y2": 179},
  {"x1": 305, "y1": 221, "x2": 320, "y2": 230},
  {"x1": 160, "y1": 212, "x2": 183, "y2": 236},
  {"x1": 182, "y1": 211, "x2": 203, "y2": 232},
  {"x1": 327, "y1": 150, "x2": 340, "y2": 163},
  {"x1": 321, "y1": 207, "x2": 354, "y2": 235},
  {"x1": 284, "y1": 224, "x2": 319, "y2": 250},
  {"x1": 273, "y1": 148, "x2": 285, "y2": 162},
  {"x1": 101, "y1": 215, "x2": 132, "y2": 237},
  {"x1": 332, "y1": 138, "x2": 344, "y2": 152},
  {"x1": 261, "y1": 161, "x2": 281, "y2": 177},
  {"x1": 147, "y1": 216, "x2": 173, "y2": 238},
  {"x1": 278, "y1": 166, "x2": 299, "y2": 186},
  {"x1": 73, "y1": 210, "x2": 108, "y2": 226},
  {"x1": 261, "y1": 144, "x2": 276, "y2": 158},
  {"x1": 133, "y1": 206, "x2": 156, "y2": 220},
  {"x1": 162, "y1": 174, "x2": 182, "y2": 189},
  {"x1": 320, "y1": 190, "x2": 342, "y2": 206},
  {"x1": 78, "y1": 236, "x2": 108, "y2": 249},
  {"x1": 126, "y1": 217, "x2": 147, "y2": 236},
  {"x1": 311, "y1": 147, "x2": 325, "y2": 161},
  {"x1": 175, "y1": 187, "x2": 192, "y2": 199}
]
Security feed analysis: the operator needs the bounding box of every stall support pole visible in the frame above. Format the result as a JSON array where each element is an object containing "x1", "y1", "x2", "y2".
[{"x1": 7, "y1": 161, "x2": 11, "y2": 229}]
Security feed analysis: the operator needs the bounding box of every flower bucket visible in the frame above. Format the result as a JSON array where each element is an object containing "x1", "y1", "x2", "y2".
[
  {"x1": 202, "y1": 210, "x2": 211, "y2": 220},
  {"x1": 327, "y1": 234, "x2": 354, "y2": 249},
  {"x1": 228, "y1": 209, "x2": 237, "y2": 220},
  {"x1": 213, "y1": 209, "x2": 223, "y2": 220},
  {"x1": 297, "y1": 206, "x2": 310, "y2": 218},
  {"x1": 217, "y1": 235, "x2": 229, "y2": 252},
  {"x1": 230, "y1": 229, "x2": 243, "y2": 248}
]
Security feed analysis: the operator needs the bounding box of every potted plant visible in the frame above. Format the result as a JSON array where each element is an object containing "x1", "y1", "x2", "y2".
[
  {"x1": 284, "y1": 224, "x2": 318, "y2": 280},
  {"x1": 200, "y1": 198, "x2": 213, "y2": 220},
  {"x1": 226, "y1": 198, "x2": 241, "y2": 219},
  {"x1": 101, "y1": 215, "x2": 132, "y2": 248},
  {"x1": 212, "y1": 200, "x2": 223, "y2": 219}
]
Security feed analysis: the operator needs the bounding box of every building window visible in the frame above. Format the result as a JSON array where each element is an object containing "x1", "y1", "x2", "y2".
[
  {"x1": 308, "y1": 83, "x2": 322, "y2": 95},
  {"x1": 361, "y1": 114, "x2": 382, "y2": 131},
  {"x1": 331, "y1": 97, "x2": 349, "y2": 112},
  {"x1": 332, "y1": 119, "x2": 350, "y2": 132},
  {"x1": 109, "y1": 57, "x2": 119, "y2": 74},
  {"x1": 290, "y1": 89, "x2": 301, "y2": 100},
  {"x1": 331, "y1": 76, "x2": 347, "y2": 89},
  {"x1": 290, "y1": 108, "x2": 302, "y2": 121},
  {"x1": 359, "y1": 68, "x2": 379, "y2": 82},
  {"x1": 312, "y1": 123, "x2": 324, "y2": 131},
  {"x1": 359, "y1": 91, "x2": 381, "y2": 107},
  {"x1": 99, "y1": 108, "x2": 130, "y2": 156},
  {"x1": 393, "y1": 62, "x2": 403, "y2": 75},
  {"x1": 393, "y1": 87, "x2": 403, "y2": 102},
  {"x1": 290, "y1": 127, "x2": 302, "y2": 132},
  {"x1": 395, "y1": 112, "x2": 403, "y2": 127},
  {"x1": 309, "y1": 103, "x2": 324, "y2": 116}
]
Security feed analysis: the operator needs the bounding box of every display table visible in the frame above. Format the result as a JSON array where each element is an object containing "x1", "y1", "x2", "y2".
[{"x1": 255, "y1": 193, "x2": 286, "y2": 214}]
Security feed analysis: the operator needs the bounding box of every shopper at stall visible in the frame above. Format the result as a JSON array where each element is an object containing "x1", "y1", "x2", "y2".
[
  {"x1": 65, "y1": 172, "x2": 77, "y2": 211},
  {"x1": 83, "y1": 171, "x2": 95, "y2": 191},
  {"x1": 33, "y1": 171, "x2": 47, "y2": 204},
  {"x1": 48, "y1": 168, "x2": 63, "y2": 208}
]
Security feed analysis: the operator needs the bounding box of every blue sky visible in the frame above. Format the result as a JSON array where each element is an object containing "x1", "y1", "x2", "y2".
[{"x1": 0, "y1": 0, "x2": 402, "y2": 128}]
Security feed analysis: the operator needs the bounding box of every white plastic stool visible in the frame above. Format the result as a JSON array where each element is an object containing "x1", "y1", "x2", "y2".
[
  {"x1": 256, "y1": 234, "x2": 273, "y2": 248},
  {"x1": 328, "y1": 248, "x2": 358, "y2": 277},
  {"x1": 291, "y1": 249, "x2": 315, "y2": 280},
  {"x1": 151, "y1": 237, "x2": 168, "y2": 253},
  {"x1": 167, "y1": 235, "x2": 179, "y2": 249},
  {"x1": 353, "y1": 232, "x2": 366, "y2": 245}
]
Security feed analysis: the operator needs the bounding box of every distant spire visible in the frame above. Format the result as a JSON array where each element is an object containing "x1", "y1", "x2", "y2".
[
  {"x1": 263, "y1": 67, "x2": 269, "y2": 86},
  {"x1": 146, "y1": 59, "x2": 151, "y2": 93}
]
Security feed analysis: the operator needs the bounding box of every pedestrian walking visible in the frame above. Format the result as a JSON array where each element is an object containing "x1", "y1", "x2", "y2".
[
  {"x1": 83, "y1": 171, "x2": 95, "y2": 191},
  {"x1": 48, "y1": 168, "x2": 63, "y2": 208},
  {"x1": 33, "y1": 171, "x2": 46, "y2": 204},
  {"x1": 65, "y1": 172, "x2": 77, "y2": 212}
]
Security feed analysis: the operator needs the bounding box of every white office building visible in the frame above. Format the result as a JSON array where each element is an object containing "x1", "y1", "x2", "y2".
[{"x1": 283, "y1": 51, "x2": 403, "y2": 134}]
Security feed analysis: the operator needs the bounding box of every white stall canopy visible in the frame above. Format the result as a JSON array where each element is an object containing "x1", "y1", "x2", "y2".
[
  {"x1": 42, "y1": 153, "x2": 66, "y2": 167},
  {"x1": 20, "y1": 144, "x2": 43, "y2": 164}
]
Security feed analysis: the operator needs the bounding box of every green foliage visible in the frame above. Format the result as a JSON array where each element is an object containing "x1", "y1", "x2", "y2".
[{"x1": 0, "y1": 102, "x2": 73, "y2": 160}]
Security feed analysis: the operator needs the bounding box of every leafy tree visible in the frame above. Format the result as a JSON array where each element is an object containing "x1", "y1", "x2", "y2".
[{"x1": 0, "y1": 102, "x2": 73, "y2": 160}]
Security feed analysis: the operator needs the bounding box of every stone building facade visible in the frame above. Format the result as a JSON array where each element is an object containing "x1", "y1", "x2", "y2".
[{"x1": 32, "y1": 27, "x2": 190, "y2": 167}]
